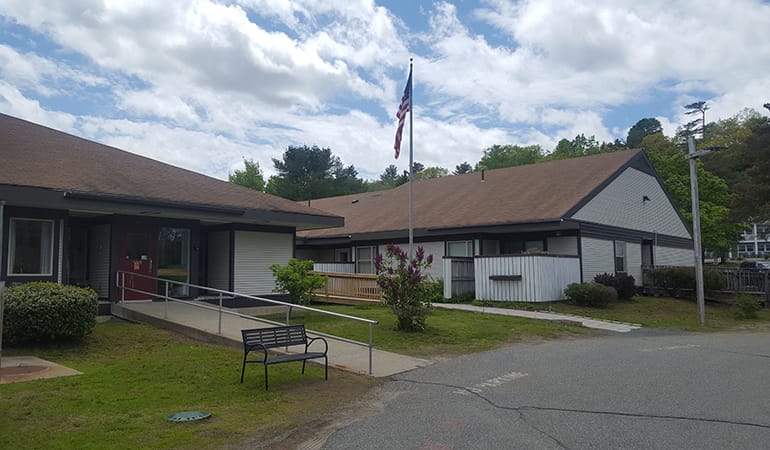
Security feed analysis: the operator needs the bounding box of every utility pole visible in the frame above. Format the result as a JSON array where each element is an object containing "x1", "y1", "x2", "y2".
[
  {"x1": 686, "y1": 136, "x2": 706, "y2": 326},
  {"x1": 685, "y1": 137, "x2": 727, "y2": 326}
]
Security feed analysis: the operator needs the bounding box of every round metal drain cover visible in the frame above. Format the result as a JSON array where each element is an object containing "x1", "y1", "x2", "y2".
[{"x1": 166, "y1": 411, "x2": 211, "y2": 422}]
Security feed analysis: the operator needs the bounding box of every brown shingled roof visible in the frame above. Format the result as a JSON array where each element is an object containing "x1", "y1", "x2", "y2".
[
  {"x1": 299, "y1": 149, "x2": 644, "y2": 238},
  {"x1": 0, "y1": 113, "x2": 339, "y2": 224}
]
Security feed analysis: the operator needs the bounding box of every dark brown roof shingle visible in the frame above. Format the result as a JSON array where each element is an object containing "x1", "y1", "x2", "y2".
[
  {"x1": 0, "y1": 113, "x2": 339, "y2": 223},
  {"x1": 299, "y1": 149, "x2": 644, "y2": 238}
]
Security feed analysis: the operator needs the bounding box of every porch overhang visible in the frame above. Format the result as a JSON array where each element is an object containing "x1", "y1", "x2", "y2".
[
  {"x1": 297, "y1": 219, "x2": 579, "y2": 247},
  {"x1": 0, "y1": 184, "x2": 343, "y2": 230}
]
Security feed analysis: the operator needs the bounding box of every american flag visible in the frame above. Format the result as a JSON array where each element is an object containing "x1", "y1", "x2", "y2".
[{"x1": 394, "y1": 68, "x2": 412, "y2": 159}]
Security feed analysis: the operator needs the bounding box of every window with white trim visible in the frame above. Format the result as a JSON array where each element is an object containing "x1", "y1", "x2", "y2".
[
  {"x1": 614, "y1": 241, "x2": 626, "y2": 273},
  {"x1": 446, "y1": 240, "x2": 473, "y2": 257},
  {"x1": 8, "y1": 218, "x2": 54, "y2": 275},
  {"x1": 355, "y1": 246, "x2": 376, "y2": 274}
]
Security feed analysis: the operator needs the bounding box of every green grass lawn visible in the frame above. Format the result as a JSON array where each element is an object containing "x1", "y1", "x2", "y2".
[
  {"x1": 4, "y1": 297, "x2": 766, "y2": 448},
  {"x1": 273, "y1": 303, "x2": 595, "y2": 358},
  {"x1": 475, "y1": 296, "x2": 770, "y2": 331},
  {"x1": 0, "y1": 320, "x2": 378, "y2": 450}
]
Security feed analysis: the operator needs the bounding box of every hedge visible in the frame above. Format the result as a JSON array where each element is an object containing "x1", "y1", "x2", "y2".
[
  {"x1": 564, "y1": 282, "x2": 617, "y2": 308},
  {"x1": 2, "y1": 282, "x2": 99, "y2": 345},
  {"x1": 646, "y1": 267, "x2": 725, "y2": 298}
]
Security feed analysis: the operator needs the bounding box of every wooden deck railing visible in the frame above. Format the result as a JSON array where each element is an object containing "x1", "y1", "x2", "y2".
[{"x1": 313, "y1": 271, "x2": 381, "y2": 301}]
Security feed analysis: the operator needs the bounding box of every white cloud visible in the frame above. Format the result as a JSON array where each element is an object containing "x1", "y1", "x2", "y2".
[
  {"x1": 467, "y1": 0, "x2": 770, "y2": 130},
  {"x1": 0, "y1": 82, "x2": 77, "y2": 130},
  {"x1": 0, "y1": 44, "x2": 107, "y2": 96},
  {"x1": 1, "y1": 0, "x2": 769, "y2": 185}
]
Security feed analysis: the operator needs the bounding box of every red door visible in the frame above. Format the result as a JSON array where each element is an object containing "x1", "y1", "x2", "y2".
[{"x1": 117, "y1": 226, "x2": 158, "y2": 300}]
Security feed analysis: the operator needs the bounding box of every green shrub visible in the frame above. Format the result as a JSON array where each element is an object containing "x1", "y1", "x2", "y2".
[
  {"x1": 269, "y1": 259, "x2": 327, "y2": 305},
  {"x1": 703, "y1": 268, "x2": 726, "y2": 291},
  {"x1": 449, "y1": 292, "x2": 476, "y2": 303},
  {"x1": 564, "y1": 282, "x2": 617, "y2": 308},
  {"x1": 593, "y1": 273, "x2": 636, "y2": 301},
  {"x1": 647, "y1": 267, "x2": 725, "y2": 298},
  {"x1": 2, "y1": 282, "x2": 98, "y2": 345},
  {"x1": 732, "y1": 294, "x2": 762, "y2": 320},
  {"x1": 423, "y1": 279, "x2": 445, "y2": 304}
]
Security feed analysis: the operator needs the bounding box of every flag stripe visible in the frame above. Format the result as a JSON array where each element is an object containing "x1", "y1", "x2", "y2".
[{"x1": 394, "y1": 69, "x2": 412, "y2": 159}]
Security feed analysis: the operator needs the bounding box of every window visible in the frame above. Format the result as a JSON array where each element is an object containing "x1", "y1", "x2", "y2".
[
  {"x1": 355, "y1": 246, "x2": 376, "y2": 274},
  {"x1": 157, "y1": 228, "x2": 191, "y2": 296},
  {"x1": 500, "y1": 240, "x2": 522, "y2": 254},
  {"x1": 525, "y1": 240, "x2": 544, "y2": 252},
  {"x1": 614, "y1": 241, "x2": 626, "y2": 273},
  {"x1": 8, "y1": 218, "x2": 54, "y2": 275},
  {"x1": 335, "y1": 248, "x2": 349, "y2": 262},
  {"x1": 447, "y1": 240, "x2": 473, "y2": 257}
]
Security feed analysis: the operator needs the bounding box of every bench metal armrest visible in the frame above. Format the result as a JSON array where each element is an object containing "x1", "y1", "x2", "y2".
[
  {"x1": 246, "y1": 343, "x2": 269, "y2": 362},
  {"x1": 306, "y1": 336, "x2": 328, "y2": 355}
]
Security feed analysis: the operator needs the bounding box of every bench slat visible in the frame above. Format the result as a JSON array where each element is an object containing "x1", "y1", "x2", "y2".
[{"x1": 242, "y1": 325, "x2": 308, "y2": 349}]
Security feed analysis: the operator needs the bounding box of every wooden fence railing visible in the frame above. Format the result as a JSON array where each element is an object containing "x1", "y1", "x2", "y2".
[
  {"x1": 313, "y1": 271, "x2": 381, "y2": 301},
  {"x1": 642, "y1": 266, "x2": 769, "y2": 304}
]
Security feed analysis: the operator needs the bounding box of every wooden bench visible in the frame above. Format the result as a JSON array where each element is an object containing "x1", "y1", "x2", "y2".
[{"x1": 240, "y1": 325, "x2": 328, "y2": 390}]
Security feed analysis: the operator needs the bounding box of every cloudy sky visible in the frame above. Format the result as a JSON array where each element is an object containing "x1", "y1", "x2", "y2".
[{"x1": 2, "y1": 0, "x2": 769, "y2": 181}]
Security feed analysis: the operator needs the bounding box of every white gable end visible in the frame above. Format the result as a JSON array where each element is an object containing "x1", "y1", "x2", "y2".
[{"x1": 571, "y1": 167, "x2": 691, "y2": 239}]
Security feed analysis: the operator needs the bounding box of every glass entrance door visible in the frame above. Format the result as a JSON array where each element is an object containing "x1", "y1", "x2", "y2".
[
  {"x1": 117, "y1": 225, "x2": 158, "y2": 300},
  {"x1": 157, "y1": 228, "x2": 191, "y2": 296}
]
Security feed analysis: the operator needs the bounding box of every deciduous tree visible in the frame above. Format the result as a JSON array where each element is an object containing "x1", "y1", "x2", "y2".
[
  {"x1": 640, "y1": 134, "x2": 742, "y2": 255},
  {"x1": 626, "y1": 118, "x2": 662, "y2": 148},
  {"x1": 475, "y1": 144, "x2": 544, "y2": 170},
  {"x1": 229, "y1": 158, "x2": 265, "y2": 192},
  {"x1": 415, "y1": 166, "x2": 449, "y2": 180}
]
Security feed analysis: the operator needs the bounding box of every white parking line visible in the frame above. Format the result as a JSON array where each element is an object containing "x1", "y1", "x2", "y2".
[
  {"x1": 639, "y1": 344, "x2": 700, "y2": 352},
  {"x1": 453, "y1": 371, "x2": 529, "y2": 395}
]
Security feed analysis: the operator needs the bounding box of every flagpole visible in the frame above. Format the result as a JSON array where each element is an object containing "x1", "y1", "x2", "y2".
[{"x1": 408, "y1": 58, "x2": 414, "y2": 258}]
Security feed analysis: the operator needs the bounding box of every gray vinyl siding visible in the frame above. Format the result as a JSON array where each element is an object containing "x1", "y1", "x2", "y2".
[
  {"x1": 581, "y1": 237, "x2": 614, "y2": 282},
  {"x1": 655, "y1": 246, "x2": 695, "y2": 267},
  {"x1": 572, "y1": 168, "x2": 691, "y2": 239},
  {"x1": 547, "y1": 236, "x2": 578, "y2": 255},
  {"x1": 88, "y1": 224, "x2": 110, "y2": 297},
  {"x1": 207, "y1": 231, "x2": 230, "y2": 291},
  {"x1": 420, "y1": 241, "x2": 445, "y2": 281},
  {"x1": 233, "y1": 231, "x2": 293, "y2": 295}
]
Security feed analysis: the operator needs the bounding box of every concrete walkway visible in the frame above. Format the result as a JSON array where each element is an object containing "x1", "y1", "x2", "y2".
[
  {"x1": 434, "y1": 303, "x2": 642, "y2": 333},
  {"x1": 111, "y1": 300, "x2": 640, "y2": 380},
  {"x1": 112, "y1": 300, "x2": 433, "y2": 378}
]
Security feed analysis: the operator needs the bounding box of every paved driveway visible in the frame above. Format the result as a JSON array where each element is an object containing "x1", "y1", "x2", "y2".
[{"x1": 320, "y1": 331, "x2": 770, "y2": 449}]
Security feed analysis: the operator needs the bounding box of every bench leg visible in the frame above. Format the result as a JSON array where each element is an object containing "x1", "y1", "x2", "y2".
[
  {"x1": 264, "y1": 364, "x2": 269, "y2": 390},
  {"x1": 240, "y1": 355, "x2": 247, "y2": 383},
  {"x1": 301, "y1": 359, "x2": 328, "y2": 380}
]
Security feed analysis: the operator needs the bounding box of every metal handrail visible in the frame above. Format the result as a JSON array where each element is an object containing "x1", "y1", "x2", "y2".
[{"x1": 115, "y1": 270, "x2": 378, "y2": 374}]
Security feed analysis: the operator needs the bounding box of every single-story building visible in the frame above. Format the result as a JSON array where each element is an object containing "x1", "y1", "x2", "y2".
[
  {"x1": 296, "y1": 149, "x2": 694, "y2": 302},
  {"x1": 0, "y1": 113, "x2": 342, "y2": 306}
]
